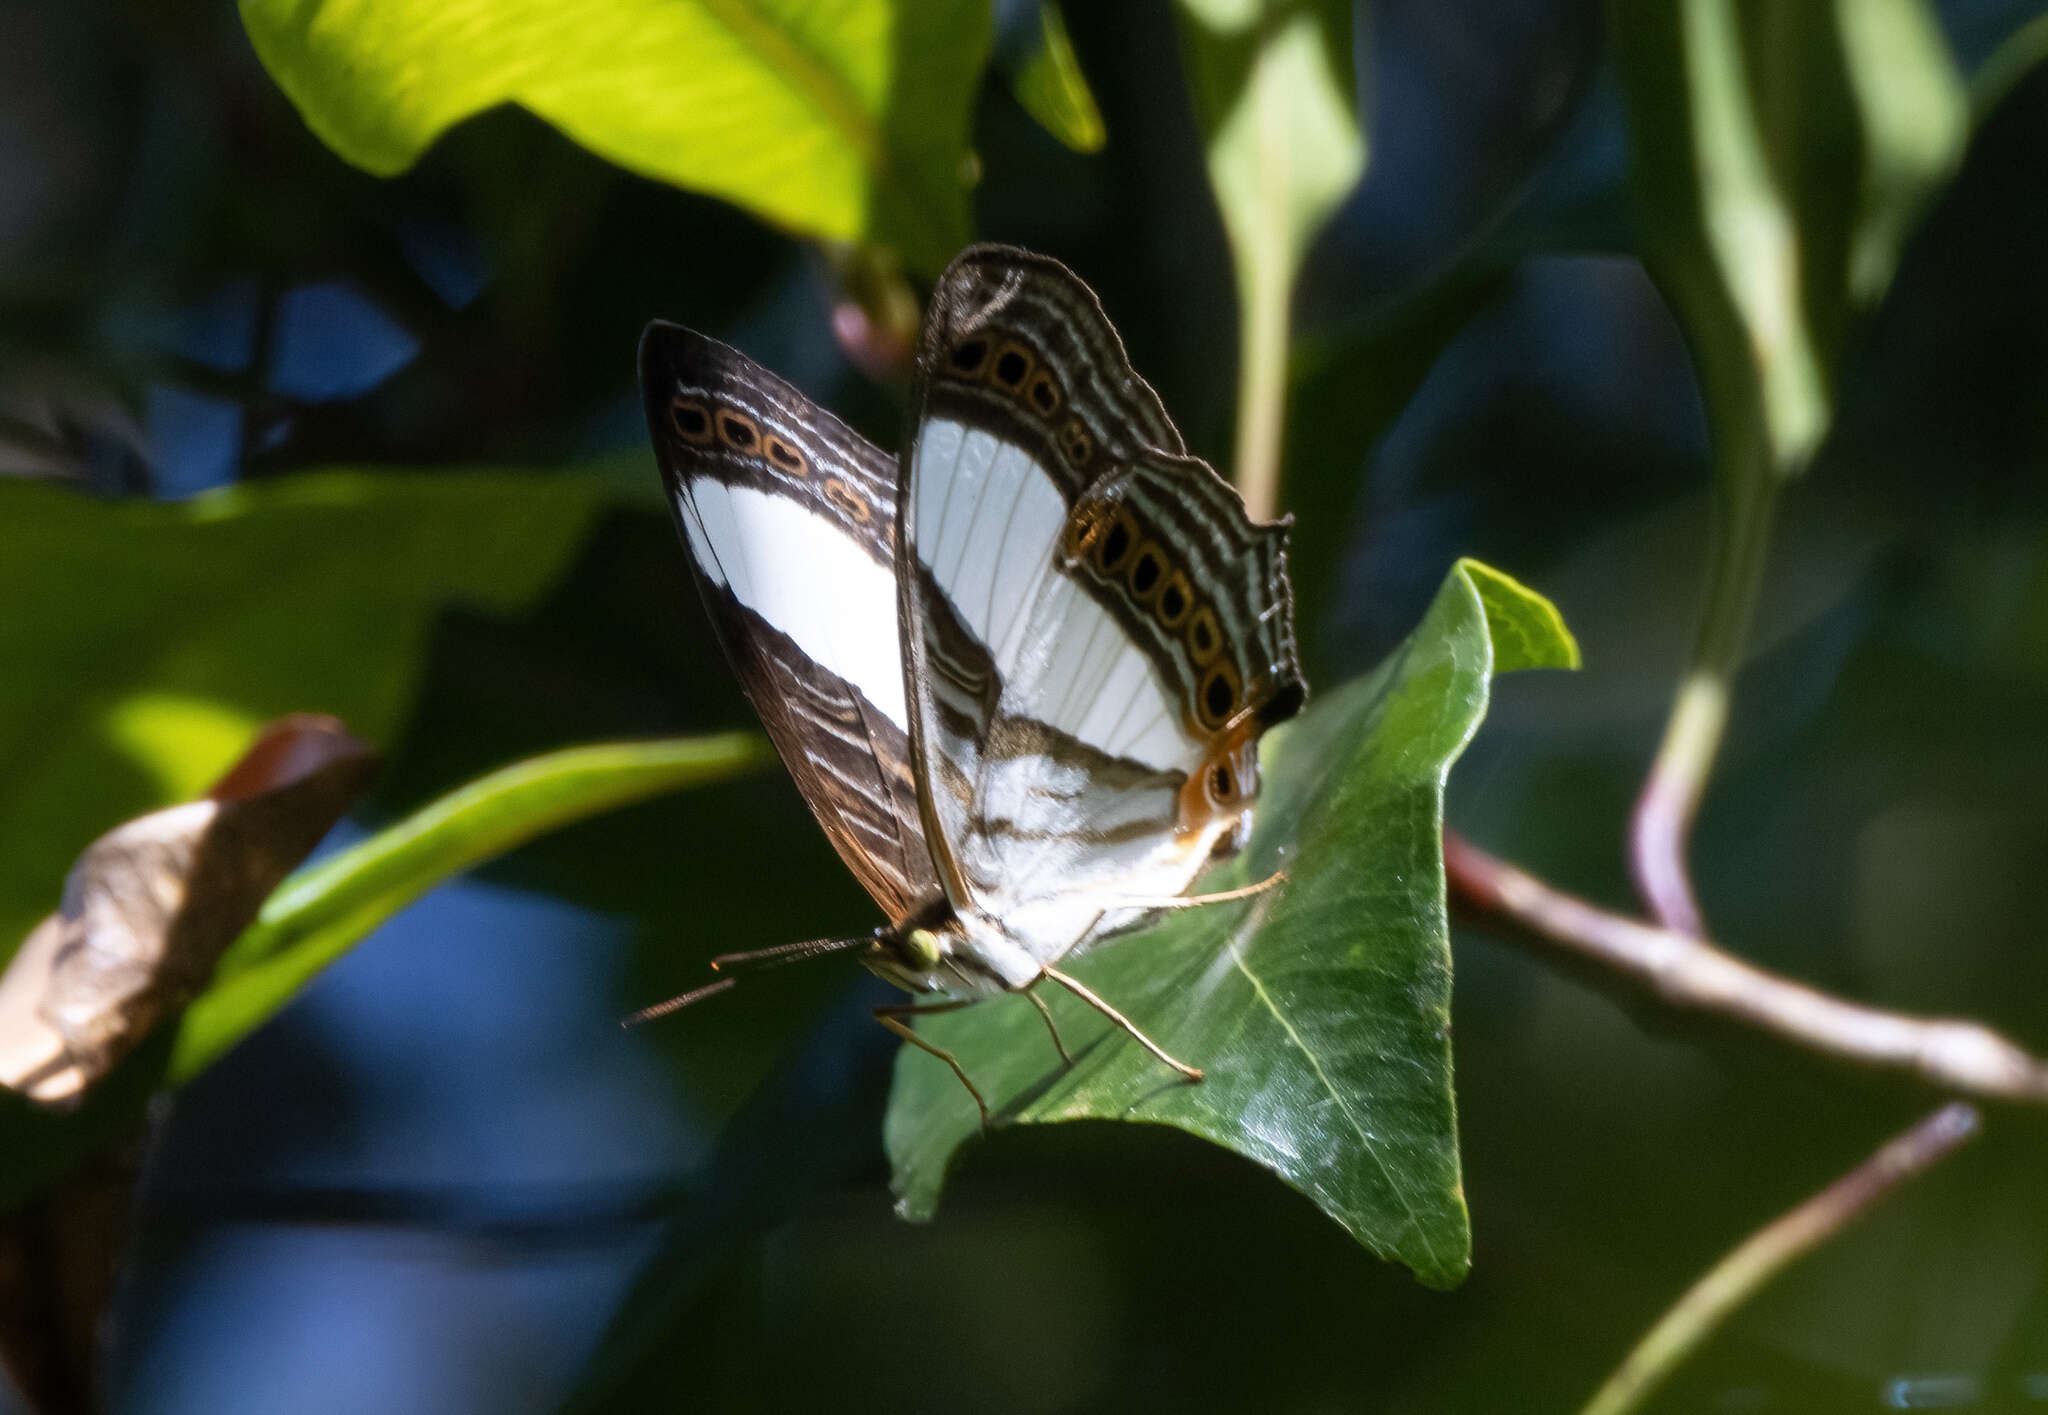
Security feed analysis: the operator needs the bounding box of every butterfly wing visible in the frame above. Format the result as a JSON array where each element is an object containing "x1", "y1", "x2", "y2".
[
  {"x1": 641, "y1": 322, "x2": 938, "y2": 921},
  {"x1": 897, "y1": 247, "x2": 1305, "y2": 966}
]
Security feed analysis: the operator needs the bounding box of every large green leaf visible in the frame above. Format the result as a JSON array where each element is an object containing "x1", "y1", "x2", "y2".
[
  {"x1": 237, "y1": 0, "x2": 990, "y2": 275},
  {"x1": 1175, "y1": 0, "x2": 1365, "y2": 516},
  {"x1": 0, "y1": 473, "x2": 606, "y2": 970},
  {"x1": 885, "y1": 558, "x2": 1578, "y2": 1289}
]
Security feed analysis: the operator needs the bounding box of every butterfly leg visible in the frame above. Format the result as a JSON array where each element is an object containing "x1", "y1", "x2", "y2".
[
  {"x1": 1040, "y1": 966, "x2": 1203, "y2": 1083},
  {"x1": 1115, "y1": 870, "x2": 1289, "y2": 912},
  {"x1": 1024, "y1": 987, "x2": 1075, "y2": 1067},
  {"x1": 874, "y1": 1003, "x2": 990, "y2": 1130}
]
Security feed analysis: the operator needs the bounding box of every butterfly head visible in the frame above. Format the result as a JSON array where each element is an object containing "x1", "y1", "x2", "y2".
[
  {"x1": 863, "y1": 906, "x2": 1019, "y2": 998},
  {"x1": 865, "y1": 917, "x2": 961, "y2": 995}
]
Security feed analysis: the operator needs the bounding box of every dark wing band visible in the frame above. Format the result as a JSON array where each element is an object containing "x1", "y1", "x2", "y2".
[{"x1": 641, "y1": 322, "x2": 937, "y2": 921}]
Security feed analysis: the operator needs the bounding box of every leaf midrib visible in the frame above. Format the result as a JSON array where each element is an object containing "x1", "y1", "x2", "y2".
[
  {"x1": 1228, "y1": 930, "x2": 1447, "y2": 1274},
  {"x1": 695, "y1": 0, "x2": 884, "y2": 173}
]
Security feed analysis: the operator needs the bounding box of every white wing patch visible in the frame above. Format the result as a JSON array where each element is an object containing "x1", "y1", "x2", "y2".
[
  {"x1": 911, "y1": 418, "x2": 1200, "y2": 774},
  {"x1": 675, "y1": 477, "x2": 907, "y2": 731}
]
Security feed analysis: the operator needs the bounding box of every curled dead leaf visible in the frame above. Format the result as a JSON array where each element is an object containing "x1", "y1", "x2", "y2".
[{"x1": 0, "y1": 715, "x2": 376, "y2": 1106}]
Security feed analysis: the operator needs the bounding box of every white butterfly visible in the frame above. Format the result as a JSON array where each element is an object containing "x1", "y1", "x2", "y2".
[{"x1": 639, "y1": 246, "x2": 1304, "y2": 1121}]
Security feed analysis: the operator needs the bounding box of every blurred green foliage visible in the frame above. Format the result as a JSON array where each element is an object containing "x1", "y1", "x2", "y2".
[
  {"x1": 0, "y1": 473, "x2": 604, "y2": 957},
  {"x1": 1008, "y1": 3, "x2": 1107, "y2": 154}
]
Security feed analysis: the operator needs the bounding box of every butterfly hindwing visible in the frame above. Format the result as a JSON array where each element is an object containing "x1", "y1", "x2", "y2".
[
  {"x1": 640, "y1": 323, "x2": 937, "y2": 920},
  {"x1": 899, "y1": 247, "x2": 1305, "y2": 964}
]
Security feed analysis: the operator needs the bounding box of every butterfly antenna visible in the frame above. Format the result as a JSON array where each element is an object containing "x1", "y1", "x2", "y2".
[
  {"x1": 621, "y1": 976, "x2": 738, "y2": 1028},
  {"x1": 710, "y1": 933, "x2": 872, "y2": 977},
  {"x1": 622, "y1": 934, "x2": 873, "y2": 1030}
]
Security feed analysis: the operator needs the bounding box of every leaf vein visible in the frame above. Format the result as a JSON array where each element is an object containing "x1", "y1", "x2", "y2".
[{"x1": 1227, "y1": 933, "x2": 1446, "y2": 1272}]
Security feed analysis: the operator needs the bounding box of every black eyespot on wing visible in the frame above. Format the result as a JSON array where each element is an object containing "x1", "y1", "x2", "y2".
[
  {"x1": 1097, "y1": 518, "x2": 1132, "y2": 571},
  {"x1": 1211, "y1": 764, "x2": 1234, "y2": 799},
  {"x1": 764, "y1": 434, "x2": 808, "y2": 475},
  {"x1": 1027, "y1": 371, "x2": 1061, "y2": 414},
  {"x1": 823, "y1": 478, "x2": 871, "y2": 522},
  {"x1": 950, "y1": 338, "x2": 989, "y2": 375},
  {"x1": 993, "y1": 344, "x2": 1032, "y2": 389},
  {"x1": 1060, "y1": 417, "x2": 1093, "y2": 467},
  {"x1": 1129, "y1": 546, "x2": 1163, "y2": 599},
  {"x1": 1186, "y1": 607, "x2": 1223, "y2": 665},
  {"x1": 670, "y1": 398, "x2": 714, "y2": 445},
  {"x1": 716, "y1": 411, "x2": 758, "y2": 451},
  {"x1": 1157, "y1": 572, "x2": 1193, "y2": 629},
  {"x1": 1201, "y1": 663, "x2": 1238, "y2": 725}
]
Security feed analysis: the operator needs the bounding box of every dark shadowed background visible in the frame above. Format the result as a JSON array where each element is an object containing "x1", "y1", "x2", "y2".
[{"x1": 5, "y1": 0, "x2": 2048, "y2": 1411}]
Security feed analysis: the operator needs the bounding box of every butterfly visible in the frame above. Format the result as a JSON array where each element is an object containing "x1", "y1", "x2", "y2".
[{"x1": 637, "y1": 245, "x2": 1305, "y2": 1122}]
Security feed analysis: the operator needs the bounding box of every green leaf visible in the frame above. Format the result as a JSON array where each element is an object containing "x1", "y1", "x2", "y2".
[
  {"x1": 237, "y1": 0, "x2": 991, "y2": 275},
  {"x1": 884, "y1": 558, "x2": 1577, "y2": 1289},
  {"x1": 168, "y1": 734, "x2": 773, "y2": 1083},
  {"x1": 0, "y1": 472, "x2": 606, "y2": 971},
  {"x1": 1011, "y1": 3, "x2": 1106, "y2": 153},
  {"x1": 1457, "y1": 557, "x2": 1583, "y2": 673},
  {"x1": 1612, "y1": 0, "x2": 1967, "y2": 482},
  {"x1": 1176, "y1": 0, "x2": 1365, "y2": 516}
]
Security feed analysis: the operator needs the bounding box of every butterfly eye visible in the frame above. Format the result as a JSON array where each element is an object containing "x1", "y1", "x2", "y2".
[
  {"x1": 669, "y1": 398, "x2": 715, "y2": 445},
  {"x1": 1026, "y1": 370, "x2": 1062, "y2": 415},
  {"x1": 948, "y1": 338, "x2": 989, "y2": 376},
  {"x1": 1186, "y1": 607, "x2": 1224, "y2": 666},
  {"x1": 764, "y1": 434, "x2": 808, "y2": 475},
  {"x1": 1155, "y1": 571, "x2": 1194, "y2": 629},
  {"x1": 1198, "y1": 660, "x2": 1242, "y2": 729},
  {"x1": 902, "y1": 928, "x2": 942, "y2": 970},
  {"x1": 716, "y1": 410, "x2": 759, "y2": 452},
  {"x1": 992, "y1": 342, "x2": 1034, "y2": 390}
]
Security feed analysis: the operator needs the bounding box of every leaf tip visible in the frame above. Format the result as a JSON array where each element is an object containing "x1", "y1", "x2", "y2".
[{"x1": 1453, "y1": 557, "x2": 1581, "y2": 673}]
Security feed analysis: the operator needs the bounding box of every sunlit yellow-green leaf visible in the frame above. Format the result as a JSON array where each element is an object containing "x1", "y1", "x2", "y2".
[
  {"x1": 238, "y1": 0, "x2": 991, "y2": 275},
  {"x1": 0, "y1": 473, "x2": 607, "y2": 968}
]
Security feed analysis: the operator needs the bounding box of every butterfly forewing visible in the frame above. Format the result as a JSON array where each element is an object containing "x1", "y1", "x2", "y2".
[
  {"x1": 640, "y1": 323, "x2": 938, "y2": 920},
  {"x1": 898, "y1": 247, "x2": 1305, "y2": 965}
]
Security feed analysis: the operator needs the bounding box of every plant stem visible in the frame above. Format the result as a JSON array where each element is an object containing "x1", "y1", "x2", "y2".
[
  {"x1": 1443, "y1": 833, "x2": 2048, "y2": 1104},
  {"x1": 1579, "y1": 1101, "x2": 1980, "y2": 1415},
  {"x1": 1233, "y1": 242, "x2": 1291, "y2": 523},
  {"x1": 1630, "y1": 467, "x2": 1777, "y2": 935}
]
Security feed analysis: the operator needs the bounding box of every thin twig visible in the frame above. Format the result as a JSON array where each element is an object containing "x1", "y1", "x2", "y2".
[
  {"x1": 1629, "y1": 474, "x2": 1779, "y2": 935},
  {"x1": 1628, "y1": 670, "x2": 1726, "y2": 936},
  {"x1": 1579, "y1": 1102, "x2": 1981, "y2": 1415},
  {"x1": 1444, "y1": 833, "x2": 2048, "y2": 1104}
]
